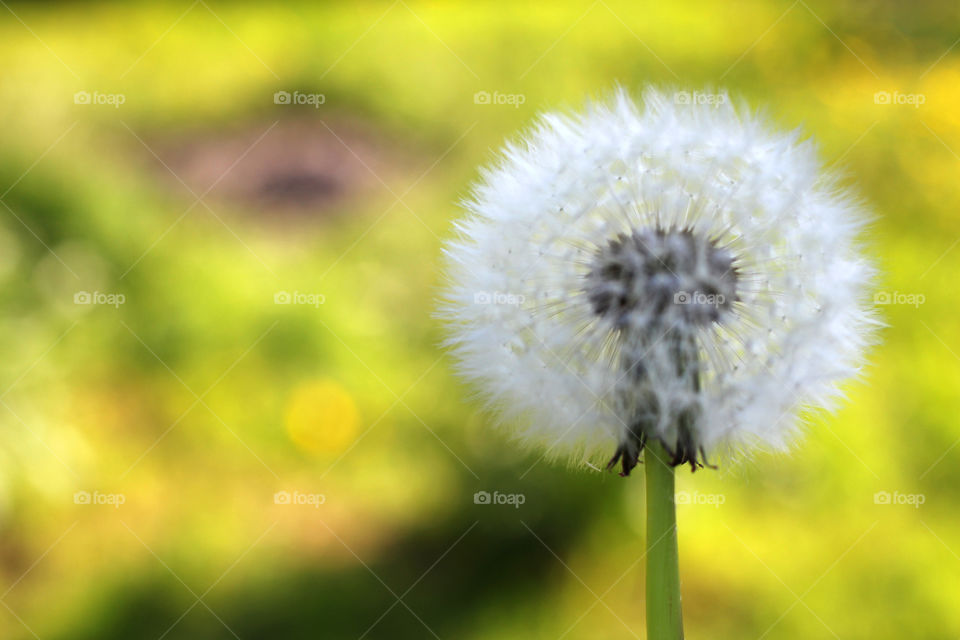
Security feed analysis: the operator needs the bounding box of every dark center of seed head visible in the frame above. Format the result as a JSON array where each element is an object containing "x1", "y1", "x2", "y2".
[{"x1": 586, "y1": 227, "x2": 738, "y2": 329}]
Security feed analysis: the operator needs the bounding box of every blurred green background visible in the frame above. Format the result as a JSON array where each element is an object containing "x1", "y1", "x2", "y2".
[{"x1": 0, "y1": 1, "x2": 957, "y2": 638}]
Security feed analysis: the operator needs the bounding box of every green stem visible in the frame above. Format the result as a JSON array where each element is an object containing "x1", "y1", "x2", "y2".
[{"x1": 645, "y1": 439, "x2": 684, "y2": 639}]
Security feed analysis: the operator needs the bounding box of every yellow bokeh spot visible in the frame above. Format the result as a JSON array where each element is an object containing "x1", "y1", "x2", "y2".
[{"x1": 284, "y1": 380, "x2": 360, "y2": 456}]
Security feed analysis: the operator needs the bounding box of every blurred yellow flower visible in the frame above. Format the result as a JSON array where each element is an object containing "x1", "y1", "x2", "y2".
[{"x1": 284, "y1": 380, "x2": 360, "y2": 455}]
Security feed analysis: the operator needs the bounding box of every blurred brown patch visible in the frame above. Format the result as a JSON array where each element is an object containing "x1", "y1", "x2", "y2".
[{"x1": 146, "y1": 118, "x2": 410, "y2": 220}]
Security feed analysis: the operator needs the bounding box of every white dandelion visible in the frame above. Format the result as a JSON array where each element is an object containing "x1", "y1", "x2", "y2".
[{"x1": 440, "y1": 88, "x2": 877, "y2": 475}]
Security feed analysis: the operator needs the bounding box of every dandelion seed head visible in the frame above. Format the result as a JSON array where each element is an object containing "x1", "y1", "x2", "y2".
[{"x1": 439, "y1": 88, "x2": 878, "y2": 471}]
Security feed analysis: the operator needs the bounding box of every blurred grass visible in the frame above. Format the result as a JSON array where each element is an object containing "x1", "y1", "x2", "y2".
[{"x1": 0, "y1": 0, "x2": 959, "y2": 638}]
